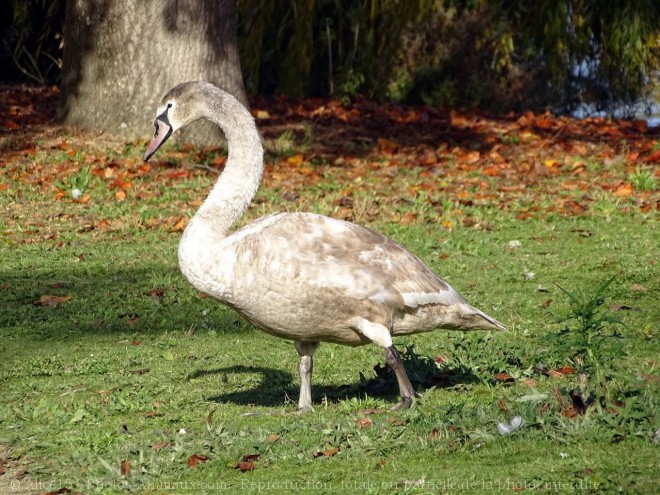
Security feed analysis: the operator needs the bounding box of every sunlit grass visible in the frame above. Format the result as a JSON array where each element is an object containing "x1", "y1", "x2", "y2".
[{"x1": 1, "y1": 139, "x2": 659, "y2": 494}]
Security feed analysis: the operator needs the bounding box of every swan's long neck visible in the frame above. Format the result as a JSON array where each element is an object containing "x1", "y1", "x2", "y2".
[{"x1": 191, "y1": 90, "x2": 264, "y2": 239}]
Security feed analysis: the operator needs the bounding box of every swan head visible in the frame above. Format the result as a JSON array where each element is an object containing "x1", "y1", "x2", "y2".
[{"x1": 143, "y1": 81, "x2": 211, "y2": 161}]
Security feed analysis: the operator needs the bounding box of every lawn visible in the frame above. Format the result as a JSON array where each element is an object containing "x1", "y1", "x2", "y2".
[{"x1": 0, "y1": 87, "x2": 658, "y2": 494}]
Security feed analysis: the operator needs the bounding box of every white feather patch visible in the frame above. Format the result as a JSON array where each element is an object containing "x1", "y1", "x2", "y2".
[{"x1": 401, "y1": 286, "x2": 465, "y2": 308}]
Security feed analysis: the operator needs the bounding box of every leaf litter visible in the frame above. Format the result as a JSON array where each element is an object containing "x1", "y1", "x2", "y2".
[{"x1": 1, "y1": 86, "x2": 658, "y2": 248}]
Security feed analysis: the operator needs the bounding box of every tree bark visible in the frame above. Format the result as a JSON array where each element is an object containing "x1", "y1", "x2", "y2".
[{"x1": 57, "y1": 0, "x2": 246, "y2": 146}]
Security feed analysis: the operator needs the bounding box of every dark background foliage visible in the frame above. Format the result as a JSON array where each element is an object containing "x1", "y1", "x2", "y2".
[{"x1": 2, "y1": 0, "x2": 659, "y2": 115}]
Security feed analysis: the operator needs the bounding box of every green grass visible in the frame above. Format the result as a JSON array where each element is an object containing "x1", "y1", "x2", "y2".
[{"x1": 1, "y1": 147, "x2": 659, "y2": 494}]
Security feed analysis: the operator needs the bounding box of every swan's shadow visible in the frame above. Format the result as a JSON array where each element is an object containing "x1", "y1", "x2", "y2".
[{"x1": 191, "y1": 354, "x2": 481, "y2": 408}]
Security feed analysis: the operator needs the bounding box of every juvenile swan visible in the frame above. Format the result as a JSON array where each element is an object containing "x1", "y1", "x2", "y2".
[{"x1": 144, "y1": 81, "x2": 505, "y2": 412}]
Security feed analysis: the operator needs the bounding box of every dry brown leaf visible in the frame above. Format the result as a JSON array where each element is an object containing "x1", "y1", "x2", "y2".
[
  {"x1": 355, "y1": 417, "x2": 373, "y2": 428},
  {"x1": 313, "y1": 447, "x2": 339, "y2": 458},
  {"x1": 171, "y1": 217, "x2": 186, "y2": 232},
  {"x1": 120, "y1": 459, "x2": 130, "y2": 476},
  {"x1": 37, "y1": 294, "x2": 72, "y2": 307},
  {"x1": 151, "y1": 441, "x2": 170, "y2": 451},
  {"x1": 235, "y1": 461, "x2": 254, "y2": 472},
  {"x1": 187, "y1": 454, "x2": 208, "y2": 468}
]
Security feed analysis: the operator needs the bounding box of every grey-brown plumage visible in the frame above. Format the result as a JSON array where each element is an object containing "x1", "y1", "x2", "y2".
[{"x1": 145, "y1": 81, "x2": 505, "y2": 412}]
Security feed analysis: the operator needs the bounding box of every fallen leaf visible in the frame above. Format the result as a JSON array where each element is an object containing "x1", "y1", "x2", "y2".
[
  {"x1": 171, "y1": 217, "x2": 186, "y2": 231},
  {"x1": 554, "y1": 366, "x2": 575, "y2": 375},
  {"x1": 187, "y1": 454, "x2": 209, "y2": 468},
  {"x1": 495, "y1": 373, "x2": 515, "y2": 382},
  {"x1": 242, "y1": 454, "x2": 260, "y2": 462},
  {"x1": 115, "y1": 190, "x2": 126, "y2": 201},
  {"x1": 37, "y1": 294, "x2": 72, "y2": 307},
  {"x1": 631, "y1": 283, "x2": 648, "y2": 292},
  {"x1": 267, "y1": 434, "x2": 281, "y2": 442},
  {"x1": 151, "y1": 441, "x2": 170, "y2": 451},
  {"x1": 286, "y1": 153, "x2": 304, "y2": 165},
  {"x1": 355, "y1": 417, "x2": 373, "y2": 428},
  {"x1": 465, "y1": 150, "x2": 480, "y2": 164},
  {"x1": 612, "y1": 184, "x2": 633, "y2": 197},
  {"x1": 235, "y1": 461, "x2": 254, "y2": 472},
  {"x1": 535, "y1": 117, "x2": 554, "y2": 129},
  {"x1": 313, "y1": 447, "x2": 339, "y2": 458},
  {"x1": 386, "y1": 416, "x2": 408, "y2": 426},
  {"x1": 120, "y1": 459, "x2": 130, "y2": 476}
]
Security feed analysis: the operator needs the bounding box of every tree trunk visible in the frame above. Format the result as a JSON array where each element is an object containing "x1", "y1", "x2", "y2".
[{"x1": 57, "y1": 0, "x2": 246, "y2": 146}]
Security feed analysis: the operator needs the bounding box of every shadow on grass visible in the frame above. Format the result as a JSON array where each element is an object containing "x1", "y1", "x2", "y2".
[
  {"x1": 194, "y1": 355, "x2": 481, "y2": 408},
  {"x1": 0, "y1": 264, "x2": 253, "y2": 340}
]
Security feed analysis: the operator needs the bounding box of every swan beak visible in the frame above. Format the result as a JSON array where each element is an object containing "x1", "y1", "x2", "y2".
[{"x1": 144, "y1": 118, "x2": 173, "y2": 161}]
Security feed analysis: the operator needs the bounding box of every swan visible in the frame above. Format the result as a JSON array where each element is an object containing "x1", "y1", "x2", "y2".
[{"x1": 144, "y1": 81, "x2": 505, "y2": 412}]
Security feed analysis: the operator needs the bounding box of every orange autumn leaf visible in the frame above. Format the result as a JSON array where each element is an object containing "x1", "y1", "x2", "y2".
[
  {"x1": 172, "y1": 217, "x2": 186, "y2": 231},
  {"x1": 187, "y1": 454, "x2": 208, "y2": 468},
  {"x1": 555, "y1": 366, "x2": 575, "y2": 375},
  {"x1": 535, "y1": 117, "x2": 554, "y2": 129},
  {"x1": 38, "y1": 294, "x2": 72, "y2": 307},
  {"x1": 314, "y1": 447, "x2": 339, "y2": 458},
  {"x1": 116, "y1": 190, "x2": 126, "y2": 201},
  {"x1": 235, "y1": 461, "x2": 254, "y2": 472},
  {"x1": 120, "y1": 459, "x2": 131, "y2": 476},
  {"x1": 286, "y1": 153, "x2": 304, "y2": 165},
  {"x1": 465, "y1": 150, "x2": 480, "y2": 164},
  {"x1": 613, "y1": 184, "x2": 633, "y2": 197}
]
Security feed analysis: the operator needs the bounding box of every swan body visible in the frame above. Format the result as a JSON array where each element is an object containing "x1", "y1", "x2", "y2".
[{"x1": 145, "y1": 81, "x2": 505, "y2": 412}]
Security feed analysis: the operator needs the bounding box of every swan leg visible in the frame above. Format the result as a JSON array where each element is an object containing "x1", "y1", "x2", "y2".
[
  {"x1": 294, "y1": 341, "x2": 319, "y2": 413},
  {"x1": 353, "y1": 318, "x2": 417, "y2": 410},
  {"x1": 384, "y1": 345, "x2": 416, "y2": 410}
]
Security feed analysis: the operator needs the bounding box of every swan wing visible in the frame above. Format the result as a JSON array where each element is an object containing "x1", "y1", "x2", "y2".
[{"x1": 233, "y1": 212, "x2": 465, "y2": 311}]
